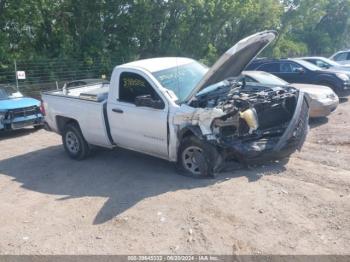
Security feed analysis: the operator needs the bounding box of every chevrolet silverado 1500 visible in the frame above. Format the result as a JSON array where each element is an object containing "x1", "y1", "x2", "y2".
[{"x1": 42, "y1": 31, "x2": 309, "y2": 178}]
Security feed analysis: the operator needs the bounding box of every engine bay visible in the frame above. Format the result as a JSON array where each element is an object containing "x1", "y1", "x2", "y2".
[{"x1": 190, "y1": 78, "x2": 299, "y2": 142}]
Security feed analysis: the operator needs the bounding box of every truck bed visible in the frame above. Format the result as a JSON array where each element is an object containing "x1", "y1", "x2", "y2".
[
  {"x1": 42, "y1": 82, "x2": 114, "y2": 148},
  {"x1": 43, "y1": 82, "x2": 109, "y2": 102}
]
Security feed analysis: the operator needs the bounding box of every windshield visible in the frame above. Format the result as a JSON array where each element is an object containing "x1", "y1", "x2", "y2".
[
  {"x1": 152, "y1": 62, "x2": 208, "y2": 103},
  {"x1": 246, "y1": 71, "x2": 288, "y2": 85},
  {"x1": 295, "y1": 59, "x2": 321, "y2": 71},
  {"x1": 0, "y1": 86, "x2": 17, "y2": 100},
  {"x1": 319, "y1": 57, "x2": 339, "y2": 66}
]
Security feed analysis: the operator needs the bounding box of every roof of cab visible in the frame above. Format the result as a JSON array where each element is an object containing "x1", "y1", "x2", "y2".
[{"x1": 121, "y1": 57, "x2": 195, "y2": 73}]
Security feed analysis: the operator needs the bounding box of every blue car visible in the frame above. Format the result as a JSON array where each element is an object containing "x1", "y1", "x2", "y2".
[{"x1": 0, "y1": 85, "x2": 43, "y2": 131}]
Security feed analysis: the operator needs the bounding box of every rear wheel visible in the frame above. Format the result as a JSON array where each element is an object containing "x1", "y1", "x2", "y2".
[
  {"x1": 177, "y1": 136, "x2": 221, "y2": 178},
  {"x1": 62, "y1": 123, "x2": 90, "y2": 160}
]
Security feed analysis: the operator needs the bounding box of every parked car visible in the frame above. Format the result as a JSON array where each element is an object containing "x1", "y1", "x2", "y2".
[
  {"x1": 0, "y1": 85, "x2": 44, "y2": 131},
  {"x1": 246, "y1": 58, "x2": 350, "y2": 96},
  {"x1": 42, "y1": 31, "x2": 309, "y2": 178},
  {"x1": 299, "y1": 56, "x2": 350, "y2": 72},
  {"x1": 243, "y1": 71, "x2": 339, "y2": 118},
  {"x1": 330, "y1": 50, "x2": 350, "y2": 65}
]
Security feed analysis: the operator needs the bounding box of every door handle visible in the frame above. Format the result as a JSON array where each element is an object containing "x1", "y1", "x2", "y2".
[{"x1": 112, "y1": 108, "x2": 124, "y2": 114}]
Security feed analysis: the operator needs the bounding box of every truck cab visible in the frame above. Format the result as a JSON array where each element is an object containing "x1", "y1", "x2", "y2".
[{"x1": 105, "y1": 58, "x2": 206, "y2": 160}]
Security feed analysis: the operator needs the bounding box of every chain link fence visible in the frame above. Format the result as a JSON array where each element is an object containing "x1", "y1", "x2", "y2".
[{"x1": 0, "y1": 57, "x2": 124, "y2": 99}]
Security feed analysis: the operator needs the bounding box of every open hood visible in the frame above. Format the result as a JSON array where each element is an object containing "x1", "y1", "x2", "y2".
[{"x1": 186, "y1": 30, "x2": 277, "y2": 103}]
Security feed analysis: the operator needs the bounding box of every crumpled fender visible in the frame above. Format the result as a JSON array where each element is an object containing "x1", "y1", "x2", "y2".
[
  {"x1": 173, "y1": 104, "x2": 225, "y2": 137},
  {"x1": 178, "y1": 125, "x2": 204, "y2": 140}
]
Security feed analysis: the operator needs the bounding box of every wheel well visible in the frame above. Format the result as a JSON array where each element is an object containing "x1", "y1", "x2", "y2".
[
  {"x1": 56, "y1": 116, "x2": 79, "y2": 134},
  {"x1": 318, "y1": 80, "x2": 334, "y2": 88},
  {"x1": 178, "y1": 126, "x2": 203, "y2": 142},
  {"x1": 182, "y1": 130, "x2": 195, "y2": 139}
]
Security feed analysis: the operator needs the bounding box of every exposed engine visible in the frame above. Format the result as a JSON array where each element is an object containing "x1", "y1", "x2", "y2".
[{"x1": 190, "y1": 78, "x2": 299, "y2": 141}]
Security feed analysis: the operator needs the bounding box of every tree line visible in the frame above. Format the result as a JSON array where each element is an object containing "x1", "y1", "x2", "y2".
[{"x1": 0, "y1": 0, "x2": 350, "y2": 91}]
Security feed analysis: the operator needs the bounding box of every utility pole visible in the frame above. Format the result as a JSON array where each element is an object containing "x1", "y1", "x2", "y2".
[{"x1": 14, "y1": 59, "x2": 19, "y2": 91}]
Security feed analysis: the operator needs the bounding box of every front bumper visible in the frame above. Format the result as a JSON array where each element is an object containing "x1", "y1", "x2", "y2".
[
  {"x1": 338, "y1": 83, "x2": 350, "y2": 97},
  {"x1": 1, "y1": 114, "x2": 43, "y2": 130},
  {"x1": 222, "y1": 93, "x2": 309, "y2": 164},
  {"x1": 309, "y1": 98, "x2": 339, "y2": 118}
]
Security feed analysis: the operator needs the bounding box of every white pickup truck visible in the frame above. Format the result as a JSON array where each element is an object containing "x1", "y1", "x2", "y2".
[{"x1": 42, "y1": 31, "x2": 309, "y2": 178}]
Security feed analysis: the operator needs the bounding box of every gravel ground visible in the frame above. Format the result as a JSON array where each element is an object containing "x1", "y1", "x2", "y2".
[{"x1": 0, "y1": 101, "x2": 349, "y2": 255}]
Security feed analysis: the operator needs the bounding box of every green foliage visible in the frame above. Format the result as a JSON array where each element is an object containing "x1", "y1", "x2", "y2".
[
  {"x1": 273, "y1": 37, "x2": 308, "y2": 58},
  {"x1": 1, "y1": 0, "x2": 350, "y2": 89}
]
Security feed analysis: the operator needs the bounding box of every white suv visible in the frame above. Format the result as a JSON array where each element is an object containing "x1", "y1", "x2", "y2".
[{"x1": 330, "y1": 50, "x2": 350, "y2": 65}]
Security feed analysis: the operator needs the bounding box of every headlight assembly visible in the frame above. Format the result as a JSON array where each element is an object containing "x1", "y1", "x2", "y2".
[{"x1": 326, "y1": 93, "x2": 337, "y2": 100}]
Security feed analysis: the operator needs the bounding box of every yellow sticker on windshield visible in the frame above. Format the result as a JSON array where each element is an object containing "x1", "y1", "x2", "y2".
[{"x1": 123, "y1": 78, "x2": 146, "y2": 88}]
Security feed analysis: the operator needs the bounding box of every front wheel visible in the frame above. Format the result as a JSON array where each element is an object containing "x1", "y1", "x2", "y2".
[
  {"x1": 177, "y1": 136, "x2": 222, "y2": 178},
  {"x1": 62, "y1": 123, "x2": 90, "y2": 160}
]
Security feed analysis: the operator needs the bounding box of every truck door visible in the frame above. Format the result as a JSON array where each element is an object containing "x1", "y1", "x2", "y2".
[{"x1": 107, "y1": 70, "x2": 169, "y2": 159}]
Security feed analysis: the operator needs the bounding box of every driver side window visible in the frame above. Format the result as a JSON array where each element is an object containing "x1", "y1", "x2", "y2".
[
  {"x1": 315, "y1": 60, "x2": 328, "y2": 68},
  {"x1": 280, "y1": 62, "x2": 302, "y2": 73},
  {"x1": 119, "y1": 72, "x2": 162, "y2": 104}
]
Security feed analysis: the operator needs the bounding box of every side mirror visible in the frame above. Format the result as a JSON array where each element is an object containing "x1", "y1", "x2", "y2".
[
  {"x1": 135, "y1": 94, "x2": 164, "y2": 109},
  {"x1": 294, "y1": 67, "x2": 305, "y2": 74}
]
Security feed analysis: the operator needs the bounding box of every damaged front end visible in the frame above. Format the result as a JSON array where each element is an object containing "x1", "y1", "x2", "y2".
[{"x1": 176, "y1": 79, "x2": 309, "y2": 166}]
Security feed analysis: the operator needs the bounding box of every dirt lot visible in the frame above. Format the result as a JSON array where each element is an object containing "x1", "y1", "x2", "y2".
[{"x1": 0, "y1": 102, "x2": 349, "y2": 255}]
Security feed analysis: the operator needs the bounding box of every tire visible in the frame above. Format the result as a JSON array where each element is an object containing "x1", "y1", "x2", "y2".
[
  {"x1": 33, "y1": 125, "x2": 43, "y2": 130},
  {"x1": 177, "y1": 136, "x2": 222, "y2": 178},
  {"x1": 62, "y1": 123, "x2": 90, "y2": 160}
]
